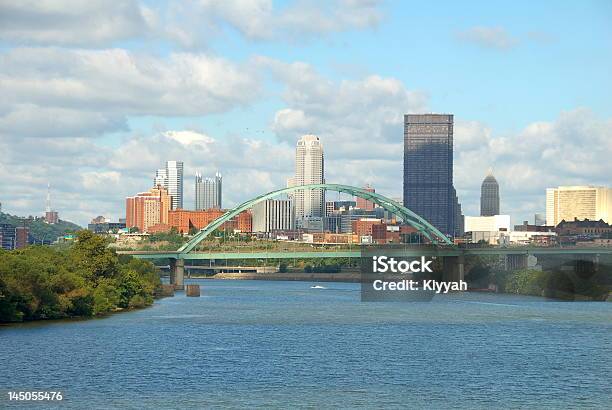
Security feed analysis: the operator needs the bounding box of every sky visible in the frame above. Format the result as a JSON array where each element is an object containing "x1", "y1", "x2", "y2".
[{"x1": 0, "y1": 0, "x2": 611, "y2": 227}]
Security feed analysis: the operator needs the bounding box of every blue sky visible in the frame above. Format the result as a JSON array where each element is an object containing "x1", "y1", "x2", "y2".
[
  {"x1": 126, "y1": 0, "x2": 612, "y2": 139},
  {"x1": 0, "y1": 0, "x2": 610, "y2": 226}
]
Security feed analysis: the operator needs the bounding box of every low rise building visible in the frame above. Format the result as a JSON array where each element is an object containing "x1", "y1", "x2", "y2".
[
  {"x1": 352, "y1": 218, "x2": 386, "y2": 244},
  {"x1": 465, "y1": 215, "x2": 511, "y2": 232},
  {"x1": 555, "y1": 218, "x2": 612, "y2": 236}
]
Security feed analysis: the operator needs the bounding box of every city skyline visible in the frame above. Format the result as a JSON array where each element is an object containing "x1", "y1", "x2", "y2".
[{"x1": 0, "y1": 1, "x2": 610, "y2": 226}]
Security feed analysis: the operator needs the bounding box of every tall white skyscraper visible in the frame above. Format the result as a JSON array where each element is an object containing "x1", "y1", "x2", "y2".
[
  {"x1": 195, "y1": 171, "x2": 222, "y2": 210},
  {"x1": 155, "y1": 161, "x2": 183, "y2": 210},
  {"x1": 288, "y1": 135, "x2": 324, "y2": 224}
]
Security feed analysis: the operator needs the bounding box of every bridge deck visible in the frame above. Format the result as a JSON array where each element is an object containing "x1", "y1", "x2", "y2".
[{"x1": 116, "y1": 247, "x2": 612, "y2": 260}]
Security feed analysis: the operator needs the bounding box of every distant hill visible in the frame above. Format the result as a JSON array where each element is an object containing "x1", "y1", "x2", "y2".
[{"x1": 0, "y1": 212, "x2": 82, "y2": 244}]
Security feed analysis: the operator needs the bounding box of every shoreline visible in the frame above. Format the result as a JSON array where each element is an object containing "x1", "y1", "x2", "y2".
[{"x1": 197, "y1": 271, "x2": 363, "y2": 282}]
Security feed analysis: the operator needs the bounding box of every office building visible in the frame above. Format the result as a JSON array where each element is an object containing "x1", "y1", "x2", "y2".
[
  {"x1": 88, "y1": 216, "x2": 127, "y2": 234},
  {"x1": 154, "y1": 161, "x2": 183, "y2": 210},
  {"x1": 154, "y1": 168, "x2": 167, "y2": 188},
  {"x1": 356, "y1": 184, "x2": 376, "y2": 211},
  {"x1": 125, "y1": 186, "x2": 171, "y2": 232},
  {"x1": 195, "y1": 171, "x2": 222, "y2": 210},
  {"x1": 514, "y1": 221, "x2": 555, "y2": 232},
  {"x1": 325, "y1": 201, "x2": 335, "y2": 216},
  {"x1": 352, "y1": 218, "x2": 387, "y2": 243},
  {"x1": 534, "y1": 213, "x2": 546, "y2": 226},
  {"x1": 0, "y1": 223, "x2": 16, "y2": 250},
  {"x1": 546, "y1": 186, "x2": 611, "y2": 226},
  {"x1": 480, "y1": 171, "x2": 500, "y2": 216},
  {"x1": 332, "y1": 200, "x2": 356, "y2": 211},
  {"x1": 464, "y1": 215, "x2": 511, "y2": 232},
  {"x1": 15, "y1": 226, "x2": 30, "y2": 249},
  {"x1": 403, "y1": 114, "x2": 463, "y2": 237},
  {"x1": 288, "y1": 135, "x2": 325, "y2": 224},
  {"x1": 252, "y1": 199, "x2": 294, "y2": 233}
]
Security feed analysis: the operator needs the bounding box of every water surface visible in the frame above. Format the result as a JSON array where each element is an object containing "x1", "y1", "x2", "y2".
[{"x1": 1, "y1": 280, "x2": 611, "y2": 409}]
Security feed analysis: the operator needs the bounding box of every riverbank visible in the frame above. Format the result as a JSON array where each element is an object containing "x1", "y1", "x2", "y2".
[
  {"x1": 0, "y1": 231, "x2": 160, "y2": 323},
  {"x1": 200, "y1": 271, "x2": 362, "y2": 282},
  {"x1": 190, "y1": 271, "x2": 611, "y2": 301}
]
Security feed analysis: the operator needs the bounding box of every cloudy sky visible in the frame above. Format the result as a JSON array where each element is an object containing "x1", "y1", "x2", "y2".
[{"x1": 0, "y1": 0, "x2": 611, "y2": 226}]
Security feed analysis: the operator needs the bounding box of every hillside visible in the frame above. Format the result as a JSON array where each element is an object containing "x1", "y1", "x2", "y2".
[{"x1": 0, "y1": 212, "x2": 82, "y2": 244}]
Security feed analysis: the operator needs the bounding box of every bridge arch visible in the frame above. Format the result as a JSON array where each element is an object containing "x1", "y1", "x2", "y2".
[{"x1": 177, "y1": 183, "x2": 452, "y2": 254}]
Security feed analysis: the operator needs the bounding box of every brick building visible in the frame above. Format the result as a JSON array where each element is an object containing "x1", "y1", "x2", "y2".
[
  {"x1": 352, "y1": 218, "x2": 387, "y2": 243},
  {"x1": 125, "y1": 186, "x2": 171, "y2": 232}
]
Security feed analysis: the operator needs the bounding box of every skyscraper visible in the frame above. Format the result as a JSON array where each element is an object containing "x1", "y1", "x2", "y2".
[
  {"x1": 195, "y1": 171, "x2": 222, "y2": 210},
  {"x1": 289, "y1": 135, "x2": 325, "y2": 224},
  {"x1": 403, "y1": 114, "x2": 463, "y2": 237},
  {"x1": 480, "y1": 171, "x2": 500, "y2": 216},
  {"x1": 155, "y1": 161, "x2": 183, "y2": 210}
]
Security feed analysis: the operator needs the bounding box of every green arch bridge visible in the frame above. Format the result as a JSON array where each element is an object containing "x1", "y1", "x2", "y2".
[
  {"x1": 178, "y1": 183, "x2": 452, "y2": 253},
  {"x1": 117, "y1": 183, "x2": 612, "y2": 290}
]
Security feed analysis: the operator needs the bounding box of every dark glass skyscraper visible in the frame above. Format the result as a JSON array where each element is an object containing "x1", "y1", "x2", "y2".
[
  {"x1": 480, "y1": 172, "x2": 500, "y2": 216},
  {"x1": 403, "y1": 114, "x2": 463, "y2": 237}
]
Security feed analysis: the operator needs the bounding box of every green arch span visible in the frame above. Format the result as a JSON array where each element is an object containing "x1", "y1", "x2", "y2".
[{"x1": 177, "y1": 183, "x2": 452, "y2": 253}]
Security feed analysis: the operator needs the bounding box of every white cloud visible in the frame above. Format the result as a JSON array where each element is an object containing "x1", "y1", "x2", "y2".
[
  {"x1": 0, "y1": 48, "x2": 262, "y2": 138},
  {"x1": 163, "y1": 130, "x2": 215, "y2": 146},
  {"x1": 0, "y1": 0, "x2": 384, "y2": 48},
  {"x1": 182, "y1": 0, "x2": 384, "y2": 43},
  {"x1": 454, "y1": 108, "x2": 612, "y2": 222},
  {"x1": 0, "y1": 0, "x2": 154, "y2": 46},
  {"x1": 456, "y1": 26, "x2": 518, "y2": 50}
]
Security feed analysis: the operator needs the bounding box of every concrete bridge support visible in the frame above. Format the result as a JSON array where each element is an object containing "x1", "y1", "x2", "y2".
[
  {"x1": 169, "y1": 258, "x2": 185, "y2": 290},
  {"x1": 504, "y1": 254, "x2": 528, "y2": 271},
  {"x1": 442, "y1": 255, "x2": 465, "y2": 284}
]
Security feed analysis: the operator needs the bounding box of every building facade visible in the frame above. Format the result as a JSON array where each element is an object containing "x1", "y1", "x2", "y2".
[
  {"x1": 125, "y1": 186, "x2": 171, "y2": 232},
  {"x1": 352, "y1": 218, "x2": 387, "y2": 243},
  {"x1": 289, "y1": 135, "x2": 324, "y2": 225},
  {"x1": 546, "y1": 186, "x2": 611, "y2": 226},
  {"x1": 403, "y1": 114, "x2": 463, "y2": 237},
  {"x1": 252, "y1": 199, "x2": 294, "y2": 233},
  {"x1": 195, "y1": 171, "x2": 222, "y2": 210},
  {"x1": 154, "y1": 168, "x2": 167, "y2": 188},
  {"x1": 0, "y1": 223, "x2": 16, "y2": 250},
  {"x1": 154, "y1": 161, "x2": 183, "y2": 210},
  {"x1": 464, "y1": 215, "x2": 511, "y2": 232},
  {"x1": 15, "y1": 226, "x2": 30, "y2": 249},
  {"x1": 356, "y1": 184, "x2": 376, "y2": 211},
  {"x1": 480, "y1": 172, "x2": 500, "y2": 216}
]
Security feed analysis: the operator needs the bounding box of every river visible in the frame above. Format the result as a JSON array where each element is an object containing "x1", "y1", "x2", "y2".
[{"x1": 1, "y1": 279, "x2": 611, "y2": 409}]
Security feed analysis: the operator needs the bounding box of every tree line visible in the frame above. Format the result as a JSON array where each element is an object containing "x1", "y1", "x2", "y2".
[{"x1": 0, "y1": 230, "x2": 161, "y2": 322}]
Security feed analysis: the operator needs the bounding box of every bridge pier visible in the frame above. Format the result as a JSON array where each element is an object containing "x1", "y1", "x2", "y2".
[
  {"x1": 504, "y1": 254, "x2": 528, "y2": 270},
  {"x1": 169, "y1": 258, "x2": 185, "y2": 290},
  {"x1": 443, "y1": 255, "x2": 465, "y2": 285}
]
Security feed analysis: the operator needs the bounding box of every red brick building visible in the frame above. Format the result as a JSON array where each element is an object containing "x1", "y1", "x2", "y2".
[
  {"x1": 352, "y1": 218, "x2": 387, "y2": 243},
  {"x1": 167, "y1": 209, "x2": 252, "y2": 234},
  {"x1": 125, "y1": 186, "x2": 171, "y2": 232},
  {"x1": 15, "y1": 226, "x2": 29, "y2": 249},
  {"x1": 355, "y1": 185, "x2": 375, "y2": 211}
]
